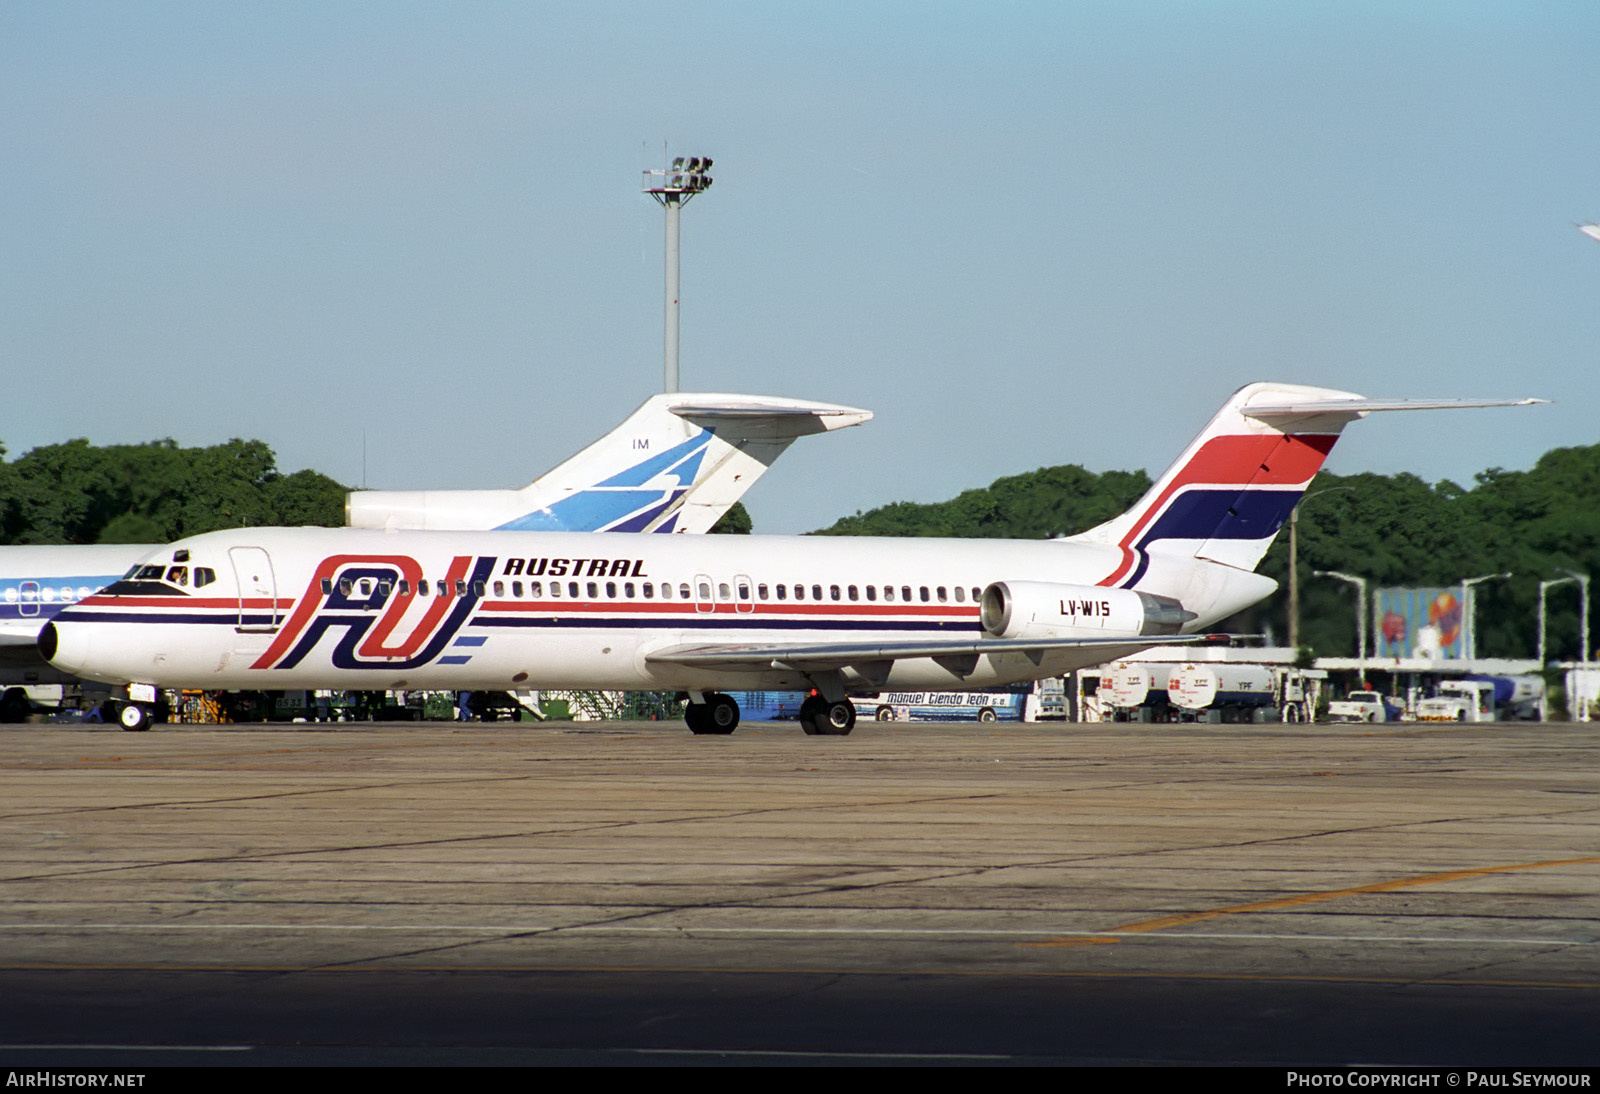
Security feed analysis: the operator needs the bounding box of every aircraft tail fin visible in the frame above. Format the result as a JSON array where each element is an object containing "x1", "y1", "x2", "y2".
[
  {"x1": 346, "y1": 393, "x2": 872, "y2": 533},
  {"x1": 1069, "y1": 382, "x2": 1544, "y2": 587}
]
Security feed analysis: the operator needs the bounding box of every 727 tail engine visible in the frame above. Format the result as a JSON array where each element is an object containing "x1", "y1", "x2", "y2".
[{"x1": 979, "y1": 581, "x2": 1195, "y2": 640}]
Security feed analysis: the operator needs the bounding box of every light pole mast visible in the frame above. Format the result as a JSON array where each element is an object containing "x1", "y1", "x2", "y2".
[{"x1": 642, "y1": 153, "x2": 714, "y2": 393}]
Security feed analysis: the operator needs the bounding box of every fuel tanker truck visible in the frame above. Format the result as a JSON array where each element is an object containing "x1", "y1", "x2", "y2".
[{"x1": 1166, "y1": 663, "x2": 1303, "y2": 723}]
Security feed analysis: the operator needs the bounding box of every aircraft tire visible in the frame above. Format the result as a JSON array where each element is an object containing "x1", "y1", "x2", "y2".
[
  {"x1": 814, "y1": 700, "x2": 855, "y2": 736},
  {"x1": 798, "y1": 695, "x2": 826, "y2": 735},
  {"x1": 1, "y1": 687, "x2": 29, "y2": 724},
  {"x1": 705, "y1": 693, "x2": 739, "y2": 734},
  {"x1": 117, "y1": 702, "x2": 152, "y2": 733}
]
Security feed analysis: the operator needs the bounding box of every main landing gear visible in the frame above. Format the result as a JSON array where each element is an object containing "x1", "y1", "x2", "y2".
[
  {"x1": 679, "y1": 692, "x2": 858, "y2": 736},
  {"x1": 799, "y1": 694, "x2": 856, "y2": 736},
  {"x1": 683, "y1": 693, "x2": 740, "y2": 735}
]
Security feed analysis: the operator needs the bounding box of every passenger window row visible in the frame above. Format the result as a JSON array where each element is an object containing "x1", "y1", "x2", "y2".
[{"x1": 314, "y1": 575, "x2": 986, "y2": 606}]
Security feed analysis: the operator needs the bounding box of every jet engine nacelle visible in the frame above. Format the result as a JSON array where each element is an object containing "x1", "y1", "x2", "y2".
[{"x1": 979, "y1": 581, "x2": 1194, "y2": 640}]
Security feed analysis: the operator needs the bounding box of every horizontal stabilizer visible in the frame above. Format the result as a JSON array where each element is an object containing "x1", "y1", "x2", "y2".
[
  {"x1": 1245, "y1": 396, "x2": 1547, "y2": 422},
  {"x1": 668, "y1": 396, "x2": 872, "y2": 434}
]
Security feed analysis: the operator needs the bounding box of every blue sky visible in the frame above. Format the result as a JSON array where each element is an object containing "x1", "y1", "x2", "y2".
[{"x1": 2, "y1": 2, "x2": 1594, "y2": 533}]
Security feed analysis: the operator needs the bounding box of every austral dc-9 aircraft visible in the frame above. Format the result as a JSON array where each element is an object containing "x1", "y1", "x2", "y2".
[
  {"x1": 43, "y1": 383, "x2": 1539, "y2": 734},
  {"x1": 0, "y1": 393, "x2": 869, "y2": 717}
]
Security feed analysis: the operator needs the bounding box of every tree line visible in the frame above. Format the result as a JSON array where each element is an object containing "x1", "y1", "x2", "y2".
[{"x1": 0, "y1": 438, "x2": 346, "y2": 545}]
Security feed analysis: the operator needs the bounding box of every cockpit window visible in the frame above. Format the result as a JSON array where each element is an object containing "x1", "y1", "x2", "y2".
[
  {"x1": 135, "y1": 565, "x2": 164, "y2": 581},
  {"x1": 194, "y1": 567, "x2": 216, "y2": 589},
  {"x1": 166, "y1": 566, "x2": 188, "y2": 586}
]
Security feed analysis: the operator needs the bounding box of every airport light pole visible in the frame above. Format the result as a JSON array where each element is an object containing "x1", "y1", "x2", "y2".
[
  {"x1": 1538, "y1": 576, "x2": 1575, "y2": 670},
  {"x1": 1315, "y1": 570, "x2": 1369, "y2": 683},
  {"x1": 1564, "y1": 569, "x2": 1591, "y2": 723},
  {"x1": 1287, "y1": 486, "x2": 1354, "y2": 650},
  {"x1": 1459, "y1": 572, "x2": 1511, "y2": 662},
  {"x1": 642, "y1": 153, "x2": 714, "y2": 394}
]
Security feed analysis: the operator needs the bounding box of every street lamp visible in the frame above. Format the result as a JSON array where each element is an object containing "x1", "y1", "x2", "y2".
[
  {"x1": 642, "y1": 153, "x2": 714, "y2": 394},
  {"x1": 1315, "y1": 569, "x2": 1369, "y2": 682},
  {"x1": 1459, "y1": 572, "x2": 1511, "y2": 662}
]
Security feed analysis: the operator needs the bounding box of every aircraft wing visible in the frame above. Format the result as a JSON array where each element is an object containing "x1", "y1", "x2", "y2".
[
  {"x1": 646, "y1": 632, "x2": 1232, "y2": 673},
  {"x1": 0, "y1": 622, "x2": 43, "y2": 648}
]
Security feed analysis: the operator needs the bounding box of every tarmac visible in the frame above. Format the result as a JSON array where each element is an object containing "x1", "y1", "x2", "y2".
[{"x1": 1, "y1": 717, "x2": 1596, "y2": 1066}]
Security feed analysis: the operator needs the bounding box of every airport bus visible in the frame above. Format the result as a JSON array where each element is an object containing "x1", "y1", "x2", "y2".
[
  {"x1": 852, "y1": 687, "x2": 1032, "y2": 723},
  {"x1": 727, "y1": 687, "x2": 1034, "y2": 723}
]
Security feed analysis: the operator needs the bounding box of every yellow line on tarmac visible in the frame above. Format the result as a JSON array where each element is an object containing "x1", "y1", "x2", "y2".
[{"x1": 1029, "y1": 855, "x2": 1600, "y2": 946}]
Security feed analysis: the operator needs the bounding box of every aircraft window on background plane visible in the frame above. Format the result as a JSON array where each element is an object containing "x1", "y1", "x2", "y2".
[
  {"x1": 378, "y1": 580, "x2": 393, "y2": 597},
  {"x1": 340, "y1": 579, "x2": 353, "y2": 596},
  {"x1": 883, "y1": 586, "x2": 895, "y2": 602},
  {"x1": 866, "y1": 585, "x2": 877, "y2": 601},
  {"x1": 661, "y1": 583, "x2": 672, "y2": 599},
  {"x1": 738, "y1": 583, "x2": 750, "y2": 601},
  {"x1": 472, "y1": 580, "x2": 486, "y2": 597},
  {"x1": 698, "y1": 582, "x2": 711, "y2": 600},
  {"x1": 587, "y1": 581, "x2": 600, "y2": 598},
  {"x1": 549, "y1": 582, "x2": 560, "y2": 597},
  {"x1": 321, "y1": 579, "x2": 334, "y2": 595},
  {"x1": 493, "y1": 581, "x2": 505, "y2": 597},
  {"x1": 399, "y1": 580, "x2": 411, "y2": 596},
  {"x1": 776, "y1": 584, "x2": 787, "y2": 600},
  {"x1": 530, "y1": 582, "x2": 542, "y2": 597},
  {"x1": 77, "y1": 585, "x2": 92, "y2": 599},
  {"x1": 437, "y1": 580, "x2": 450, "y2": 597},
  {"x1": 41, "y1": 588, "x2": 54, "y2": 602},
  {"x1": 643, "y1": 583, "x2": 654, "y2": 599},
  {"x1": 606, "y1": 581, "x2": 617, "y2": 598},
  {"x1": 972, "y1": 586, "x2": 981, "y2": 601},
  {"x1": 454, "y1": 579, "x2": 467, "y2": 597},
  {"x1": 920, "y1": 587, "x2": 930, "y2": 602},
  {"x1": 61, "y1": 588, "x2": 75, "y2": 601},
  {"x1": 679, "y1": 583, "x2": 691, "y2": 599},
  {"x1": 757, "y1": 584, "x2": 768, "y2": 600},
  {"x1": 937, "y1": 587, "x2": 947, "y2": 602},
  {"x1": 195, "y1": 568, "x2": 216, "y2": 588},
  {"x1": 902, "y1": 586, "x2": 912, "y2": 602},
  {"x1": 793, "y1": 584, "x2": 804, "y2": 601},
  {"x1": 718, "y1": 582, "x2": 730, "y2": 600},
  {"x1": 624, "y1": 582, "x2": 635, "y2": 598},
  {"x1": 847, "y1": 585, "x2": 858, "y2": 601},
  {"x1": 569, "y1": 582, "x2": 580, "y2": 598},
  {"x1": 361, "y1": 580, "x2": 373, "y2": 596},
  {"x1": 954, "y1": 587, "x2": 965, "y2": 603},
  {"x1": 511, "y1": 581, "x2": 522, "y2": 597},
  {"x1": 813, "y1": 585, "x2": 823, "y2": 601},
  {"x1": 417, "y1": 579, "x2": 429, "y2": 597}
]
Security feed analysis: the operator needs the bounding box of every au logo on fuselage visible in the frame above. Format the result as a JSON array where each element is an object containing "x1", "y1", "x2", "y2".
[{"x1": 252, "y1": 554, "x2": 497, "y2": 671}]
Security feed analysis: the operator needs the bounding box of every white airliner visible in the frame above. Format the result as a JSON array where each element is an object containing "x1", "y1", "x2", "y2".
[
  {"x1": 42, "y1": 382, "x2": 1540, "y2": 735},
  {"x1": 0, "y1": 393, "x2": 870, "y2": 717}
]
